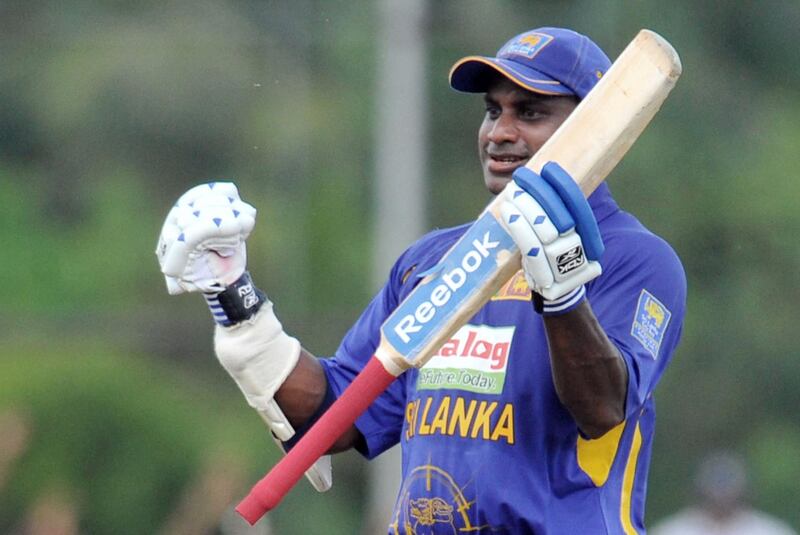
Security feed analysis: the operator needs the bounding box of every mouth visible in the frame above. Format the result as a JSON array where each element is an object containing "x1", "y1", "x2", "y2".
[{"x1": 485, "y1": 153, "x2": 530, "y2": 175}]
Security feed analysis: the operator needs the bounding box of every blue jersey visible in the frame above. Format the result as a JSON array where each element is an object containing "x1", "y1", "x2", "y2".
[{"x1": 320, "y1": 183, "x2": 686, "y2": 534}]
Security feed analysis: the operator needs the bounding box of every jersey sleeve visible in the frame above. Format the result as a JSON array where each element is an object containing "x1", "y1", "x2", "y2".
[
  {"x1": 319, "y1": 223, "x2": 476, "y2": 458},
  {"x1": 586, "y1": 226, "x2": 687, "y2": 418},
  {"x1": 318, "y1": 230, "x2": 451, "y2": 459},
  {"x1": 318, "y1": 276, "x2": 408, "y2": 459}
]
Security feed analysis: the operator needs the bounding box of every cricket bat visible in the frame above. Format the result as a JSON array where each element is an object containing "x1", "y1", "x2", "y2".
[{"x1": 236, "y1": 28, "x2": 682, "y2": 524}]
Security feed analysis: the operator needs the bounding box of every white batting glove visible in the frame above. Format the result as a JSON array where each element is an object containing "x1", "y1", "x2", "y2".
[
  {"x1": 215, "y1": 307, "x2": 332, "y2": 492},
  {"x1": 155, "y1": 182, "x2": 332, "y2": 492},
  {"x1": 500, "y1": 163, "x2": 604, "y2": 315},
  {"x1": 156, "y1": 182, "x2": 256, "y2": 295}
]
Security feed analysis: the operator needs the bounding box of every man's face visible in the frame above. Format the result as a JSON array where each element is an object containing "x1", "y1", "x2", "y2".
[{"x1": 478, "y1": 77, "x2": 578, "y2": 194}]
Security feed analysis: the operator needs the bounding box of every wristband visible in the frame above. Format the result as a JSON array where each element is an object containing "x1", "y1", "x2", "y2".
[
  {"x1": 533, "y1": 285, "x2": 587, "y2": 316},
  {"x1": 204, "y1": 271, "x2": 266, "y2": 326}
]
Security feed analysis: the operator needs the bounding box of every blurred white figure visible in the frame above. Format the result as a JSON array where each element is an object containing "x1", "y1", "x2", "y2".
[
  {"x1": 650, "y1": 451, "x2": 797, "y2": 535},
  {"x1": 219, "y1": 506, "x2": 272, "y2": 535}
]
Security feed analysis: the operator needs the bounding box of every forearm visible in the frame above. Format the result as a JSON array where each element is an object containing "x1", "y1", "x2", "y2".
[
  {"x1": 504, "y1": 163, "x2": 624, "y2": 435},
  {"x1": 274, "y1": 348, "x2": 362, "y2": 453},
  {"x1": 544, "y1": 300, "x2": 627, "y2": 438},
  {"x1": 210, "y1": 293, "x2": 361, "y2": 454},
  {"x1": 156, "y1": 182, "x2": 350, "y2": 491},
  {"x1": 273, "y1": 348, "x2": 327, "y2": 427}
]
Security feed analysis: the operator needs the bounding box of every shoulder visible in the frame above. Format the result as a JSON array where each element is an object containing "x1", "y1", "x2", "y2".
[
  {"x1": 599, "y1": 209, "x2": 686, "y2": 289},
  {"x1": 589, "y1": 185, "x2": 685, "y2": 288},
  {"x1": 588, "y1": 208, "x2": 687, "y2": 332}
]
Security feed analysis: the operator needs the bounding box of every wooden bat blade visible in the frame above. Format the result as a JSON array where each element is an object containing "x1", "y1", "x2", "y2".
[
  {"x1": 525, "y1": 29, "x2": 682, "y2": 194},
  {"x1": 378, "y1": 28, "x2": 681, "y2": 373},
  {"x1": 236, "y1": 29, "x2": 681, "y2": 524}
]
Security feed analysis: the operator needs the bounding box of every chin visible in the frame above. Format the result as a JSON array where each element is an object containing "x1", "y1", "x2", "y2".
[{"x1": 484, "y1": 174, "x2": 512, "y2": 195}]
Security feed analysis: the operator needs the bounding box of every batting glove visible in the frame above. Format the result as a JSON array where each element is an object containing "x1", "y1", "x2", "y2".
[
  {"x1": 155, "y1": 182, "x2": 332, "y2": 492},
  {"x1": 156, "y1": 182, "x2": 256, "y2": 296},
  {"x1": 500, "y1": 162, "x2": 604, "y2": 315}
]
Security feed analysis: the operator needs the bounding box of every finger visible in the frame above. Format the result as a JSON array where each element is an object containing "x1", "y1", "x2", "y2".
[
  {"x1": 505, "y1": 185, "x2": 560, "y2": 245},
  {"x1": 212, "y1": 246, "x2": 237, "y2": 258},
  {"x1": 232, "y1": 199, "x2": 257, "y2": 236},
  {"x1": 161, "y1": 204, "x2": 181, "y2": 227},
  {"x1": 179, "y1": 198, "x2": 253, "y2": 236},
  {"x1": 160, "y1": 182, "x2": 250, "y2": 279},
  {"x1": 163, "y1": 212, "x2": 245, "y2": 277},
  {"x1": 511, "y1": 167, "x2": 575, "y2": 233},
  {"x1": 500, "y1": 202, "x2": 554, "y2": 289},
  {"x1": 180, "y1": 215, "x2": 231, "y2": 250},
  {"x1": 160, "y1": 216, "x2": 224, "y2": 276},
  {"x1": 164, "y1": 275, "x2": 187, "y2": 295},
  {"x1": 176, "y1": 183, "x2": 221, "y2": 208},
  {"x1": 540, "y1": 162, "x2": 604, "y2": 261},
  {"x1": 156, "y1": 216, "x2": 184, "y2": 273},
  {"x1": 190, "y1": 184, "x2": 244, "y2": 222},
  {"x1": 160, "y1": 236, "x2": 192, "y2": 277},
  {"x1": 235, "y1": 198, "x2": 257, "y2": 220},
  {"x1": 205, "y1": 181, "x2": 241, "y2": 200},
  {"x1": 155, "y1": 204, "x2": 182, "y2": 256}
]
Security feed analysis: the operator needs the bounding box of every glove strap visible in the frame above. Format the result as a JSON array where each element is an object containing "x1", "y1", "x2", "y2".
[
  {"x1": 204, "y1": 271, "x2": 267, "y2": 326},
  {"x1": 534, "y1": 285, "x2": 587, "y2": 316}
]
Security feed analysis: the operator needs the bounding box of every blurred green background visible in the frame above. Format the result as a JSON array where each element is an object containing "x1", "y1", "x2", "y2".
[{"x1": 1, "y1": 0, "x2": 799, "y2": 533}]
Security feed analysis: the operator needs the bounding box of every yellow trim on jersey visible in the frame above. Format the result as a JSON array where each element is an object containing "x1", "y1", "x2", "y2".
[
  {"x1": 576, "y1": 420, "x2": 626, "y2": 486},
  {"x1": 620, "y1": 423, "x2": 643, "y2": 535}
]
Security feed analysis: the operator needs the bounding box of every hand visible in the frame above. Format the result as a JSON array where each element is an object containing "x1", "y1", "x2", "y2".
[
  {"x1": 156, "y1": 182, "x2": 332, "y2": 491},
  {"x1": 156, "y1": 182, "x2": 256, "y2": 295},
  {"x1": 500, "y1": 162, "x2": 604, "y2": 314}
]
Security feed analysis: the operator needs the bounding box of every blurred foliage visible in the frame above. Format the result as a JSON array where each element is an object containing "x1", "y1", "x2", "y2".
[
  {"x1": 1, "y1": 0, "x2": 799, "y2": 532},
  {"x1": 0, "y1": 337, "x2": 365, "y2": 534},
  {"x1": 0, "y1": 338, "x2": 260, "y2": 534}
]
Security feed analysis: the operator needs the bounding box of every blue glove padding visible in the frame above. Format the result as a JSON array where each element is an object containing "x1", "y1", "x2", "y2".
[
  {"x1": 501, "y1": 162, "x2": 604, "y2": 314},
  {"x1": 512, "y1": 162, "x2": 604, "y2": 261}
]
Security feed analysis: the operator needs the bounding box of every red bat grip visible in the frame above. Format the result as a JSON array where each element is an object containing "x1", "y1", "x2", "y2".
[{"x1": 236, "y1": 355, "x2": 399, "y2": 525}]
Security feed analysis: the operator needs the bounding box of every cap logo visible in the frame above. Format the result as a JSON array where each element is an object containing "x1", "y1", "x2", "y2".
[{"x1": 498, "y1": 32, "x2": 553, "y2": 60}]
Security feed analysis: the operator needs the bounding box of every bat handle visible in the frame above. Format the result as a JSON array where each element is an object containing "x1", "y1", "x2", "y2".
[{"x1": 235, "y1": 355, "x2": 399, "y2": 525}]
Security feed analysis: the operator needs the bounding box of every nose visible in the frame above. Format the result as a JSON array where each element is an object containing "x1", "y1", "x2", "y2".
[{"x1": 487, "y1": 111, "x2": 518, "y2": 144}]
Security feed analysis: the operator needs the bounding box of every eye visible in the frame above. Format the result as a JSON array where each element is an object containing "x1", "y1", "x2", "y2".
[
  {"x1": 485, "y1": 103, "x2": 501, "y2": 120},
  {"x1": 520, "y1": 106, "x2": 546, "y2": 121}
]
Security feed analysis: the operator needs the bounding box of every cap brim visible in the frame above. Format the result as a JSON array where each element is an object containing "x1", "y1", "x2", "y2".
[{"x1": 448, "y1": 56, "x2": 574, "y2": 96}]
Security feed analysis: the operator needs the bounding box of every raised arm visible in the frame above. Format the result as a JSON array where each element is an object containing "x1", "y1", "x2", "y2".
[
  {"x1": 155, "y1": 182, "x2": 360, "y2": 491},
  {"x1": 501, "y1": 163, "x2": 627, "y2": 438}
]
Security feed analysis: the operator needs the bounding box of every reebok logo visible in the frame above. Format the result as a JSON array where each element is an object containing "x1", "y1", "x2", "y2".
[
  {"x1": 393, "y1": 232, "x2": 499, "y2": 344},
  {"x1": 382, "y1": 211, "x2": 516, "y2": 365},
  {"x1": 238, "y1": 282, "x2": 258, "y2": 309},
  {"x1": 556, "y1": 245, "x2": 585, "y2": 275}
]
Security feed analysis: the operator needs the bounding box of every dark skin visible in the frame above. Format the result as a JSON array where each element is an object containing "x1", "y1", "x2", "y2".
[
  {"x1": 275, "y1": 76, "x2": 627, "y2": 447},
  {"x1": 478, "y1": 77, "x2": 628, "y2": 437}
]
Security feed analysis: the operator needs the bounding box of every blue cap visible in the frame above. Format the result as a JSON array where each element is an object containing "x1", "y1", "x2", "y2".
[{"x1": 449, "y1": 27, "x2": 612, "y2": 100}]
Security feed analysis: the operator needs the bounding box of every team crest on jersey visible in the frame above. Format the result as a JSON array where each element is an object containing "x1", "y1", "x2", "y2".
[
  {"x1": 491, "y1": 270, "x2": 531, "y2": 301},
  {"x1": 499, "y1": 32, "x2": 553, "y2": 59},
  {"x1": 390, "y1": 464, "x2": 502, "y2": 534},
  {"x1": 418, "y1": 324, "x2": 514, "y2": 394},
  {"x1": 631, "y1": 289, "x2": 671, "y2": 359}
]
